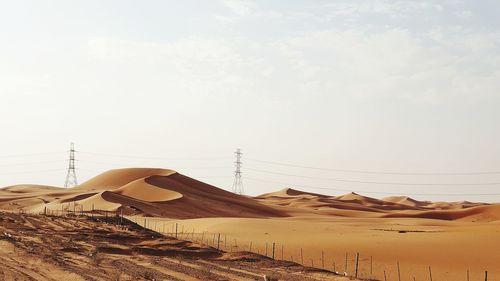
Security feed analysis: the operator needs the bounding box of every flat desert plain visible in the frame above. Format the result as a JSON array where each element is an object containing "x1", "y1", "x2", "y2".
[{"x1": 1, "y1": 168, "x2": 499, "y2": 281}]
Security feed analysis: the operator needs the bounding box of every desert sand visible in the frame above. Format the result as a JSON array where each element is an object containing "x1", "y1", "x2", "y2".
[{"x1": 1, "y1": 168, "x2": 499, "y2": 280}]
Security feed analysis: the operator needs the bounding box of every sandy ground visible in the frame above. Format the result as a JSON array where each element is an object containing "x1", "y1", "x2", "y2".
[
  {"x1": 0, "y1": 211, "x2": 357, "y2": 281},
  {"x1": 1, "y1": 168, "x2": 499, "y2": 281},
  {"x1": 139, "y1": 216, "x2": 500, "y2": 281}
]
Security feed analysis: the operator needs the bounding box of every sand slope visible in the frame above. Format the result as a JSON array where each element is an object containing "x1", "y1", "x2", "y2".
[
  {"x1": 255, "y1": 188, "x2": 500, "y2": 222},
  {"x1": 0, "y1": 168, "x2": 285, "y2": 219},
  {"x1": 0, "y1": 169, "x2": 499, "y2": 222}
]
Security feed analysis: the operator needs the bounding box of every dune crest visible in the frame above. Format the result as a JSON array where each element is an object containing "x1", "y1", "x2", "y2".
[
  {"x1": 1, "y1": 168, "x2": 499, "y2": 222},
  {"x1": 75, "y1": 168, "x2": 176, "y2": 191}
]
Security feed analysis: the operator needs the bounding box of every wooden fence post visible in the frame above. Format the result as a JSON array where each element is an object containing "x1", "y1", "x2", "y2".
[
  {"x1": 429, "y1": 266, "x2": 433, "y2": 281},
  {"x1": 217, "y1": 233, "x2": 220, "y2": 250},
  {"x1": 370, "y1": 256, "x2": 373, "y2": 277},
  {"x1": 265, "y1": 242, "x2": 268, "y2": 257},
  {"x1": 355, "y1": 253, "x2": 359, "y2": 278},
  {"x1": 384, "y1": 270, "x2": 387, "y2": 281},
  {"x1": 272, "y1": 242, "x2": 275, "y2": 259},
  {"x1": 175, "y1": 223, "x2": 178, "y2": 238},
  {"x1": 44, "y1": 207, "x2": 47, "y2": 216},
  {"x1": 467, "y1": 269, "x2": 470, "y2": 281},
  {"x1": 301, "y1": 248, "x2": 304, "y2": 264},
  {"x1": 249, "y1": 241, "x2": 252, "y2": 252},
  {"x1": 485, "y1": 271, "x2": 488, "y2": 281},
  {"x1": 321, "y1": 251, "x2": 325, "y2": 268},
  {"x1": 281, "y1": 244, "x2": 284, "y2": 260},
  {"x1": 345, "y1": 253, "x2": 348, "y2": 273},
  {"x1": 397, "y1": 261, "x2": 401, "y2": 281}
]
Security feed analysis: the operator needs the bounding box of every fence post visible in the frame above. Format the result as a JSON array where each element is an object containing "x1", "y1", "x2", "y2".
[
  {"x1": 272, "y1": 242, "x2": 275, "y2": 259},
  {"x1": 175, "y1": 223, "x2": 178, "y2": 238},
  {"x1": 355, "y1": 253, "x2": 359, "y2": 278},
  {"x1": 301, "y1": 248, "x2": 304, "y2": 264},
  {"x1": 217, "y1": 233, "x2": 220, "y2": 250},
  {"x1": 44, "y1": 207, "x2": 47, "y2": 216},
  {"x1": 333, "y1": 261, "x2": 336, "y2": 272},
  {"x1": 321, "y1": 251, "x2": 325, "y2": 268},
  {"x1": 429, "y1": 266, "x2": 433, "y2": 281},
  {"x1": 467, "y1": 269, "x2": 470, "y2": 281},
  {"x1": 345, "y1": 253, "x2": 348, "y2": 273},
  {"x1": 249, "y1": 241, "x2": 253, "y2": 252},
  {"x1": 370, "y1": 256, "x2": 373, "y2": 277},
  {"x1": 485, "y1": 271, "x2": 488, "y2": 281},
  {"x1": 281, "y1": 244, "x2": 284, "y2": 260},
  {"x1": 384, "y1": 270, "x2": 387, "y2": 281},
  {"x1": 266, "y1": 243, "x2": 268, "y2": 257},
  {"x1": 397, "y1": 261, "x2": 401, "y2": 281}
]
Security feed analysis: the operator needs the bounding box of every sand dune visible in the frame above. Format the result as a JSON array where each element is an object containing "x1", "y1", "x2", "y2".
[
  {"x1": 382, "y1": 195, "x2": 425, "y2": 207},
  {"x1": 0, "y1": 168, "x2": 497, "y2": 222},
  {"x1": 75, "y1": 168, "x2": 176, "y2": 191},
  {"x1": 0, "y1": 168, "x2": 284, "y2": 219},
  {"x1": 1, "y1": 167, "x2": 500, "y2": 280}
]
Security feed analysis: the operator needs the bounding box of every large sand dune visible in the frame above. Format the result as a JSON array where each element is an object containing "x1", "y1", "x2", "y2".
[
  {"x1": 0, "y1": 168, "x2": 284, "y2": 219},
  {"x1": 1, "y1": 170, "x2": 498, "y2": 222},
  {"x1": 1, "y1": 168, "x2": 500, "y2": 280}
]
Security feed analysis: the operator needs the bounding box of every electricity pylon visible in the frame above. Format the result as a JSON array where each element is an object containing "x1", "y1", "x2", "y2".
[
  {"x1": 64, "y1": 142, "x2": 78, "y2": 188},
  {"x1": 231, "y1": 148, "x2": 244, "y2": 195}
]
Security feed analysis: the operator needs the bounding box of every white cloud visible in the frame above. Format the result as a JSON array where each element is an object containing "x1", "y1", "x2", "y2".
[
  {"x1": 274, "y1": 28, "x2": 500, "y2": 104},
  {"x1": 221, "y1": 0, "x2": 256, "y2": 16},
  {"x1": 85, "y1": 24, "x2": 500, "y2": 107},
  {"x1": 323, "y1": 0, "x2": 442, "y2": 19}
]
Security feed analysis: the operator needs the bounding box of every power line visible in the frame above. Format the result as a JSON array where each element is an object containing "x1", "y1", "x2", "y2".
[
  {"x1": 0, "y1": 169, "x2": 65, "y2": 176},
  {"x1": 0, "y1": 151, "x2": 66, "y2": 158},
  {"x1": 78, "y1": 151, "x2": 231, "y2": 161},
  {"x1": 245, "y1": 177, "x2": 500, "y2": 197},
  {"x1": 245, "y1": 167, "x2": 500, "y2": 186},
  {"x1": 246, "y1": 158, "x2": 500, "y2": 176},
  {"x1": 0, "y1": 160, "x2": 66, "y2": 167},
  {"x1": 77, "y1": 159, "x2": 232, "y2": 170}
]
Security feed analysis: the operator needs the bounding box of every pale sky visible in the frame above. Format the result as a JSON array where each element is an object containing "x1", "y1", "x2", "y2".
[{"x1": 1, "y1": 0, "x2": 500, "y2": 202}]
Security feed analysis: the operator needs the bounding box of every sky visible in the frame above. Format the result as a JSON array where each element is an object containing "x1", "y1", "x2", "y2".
[{"x1": 1, "y1": 0, "x2": 500, "y2": 202}]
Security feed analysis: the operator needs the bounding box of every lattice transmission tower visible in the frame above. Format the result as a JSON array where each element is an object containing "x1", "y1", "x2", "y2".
[
  {"x1": 231, "y1": 148, "x2": 244, "y2": 195},
  {"x1": 64, "y1": 142, "x2": 78, "y2": 188}
]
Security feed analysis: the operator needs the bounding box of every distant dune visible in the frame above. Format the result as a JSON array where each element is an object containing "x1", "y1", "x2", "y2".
[{"x1": 0, "y1": 168, "x2": 498, "y2": 222}]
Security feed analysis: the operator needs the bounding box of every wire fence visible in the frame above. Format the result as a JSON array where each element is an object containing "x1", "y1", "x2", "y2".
[{"x1": 11, "y1": 206, "x2": 495, "y2": 281}]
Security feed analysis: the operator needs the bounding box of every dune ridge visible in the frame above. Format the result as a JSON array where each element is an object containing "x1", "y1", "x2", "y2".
[{"x1": 0, "y1": 168, "x2": 499, "y2": 222}]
